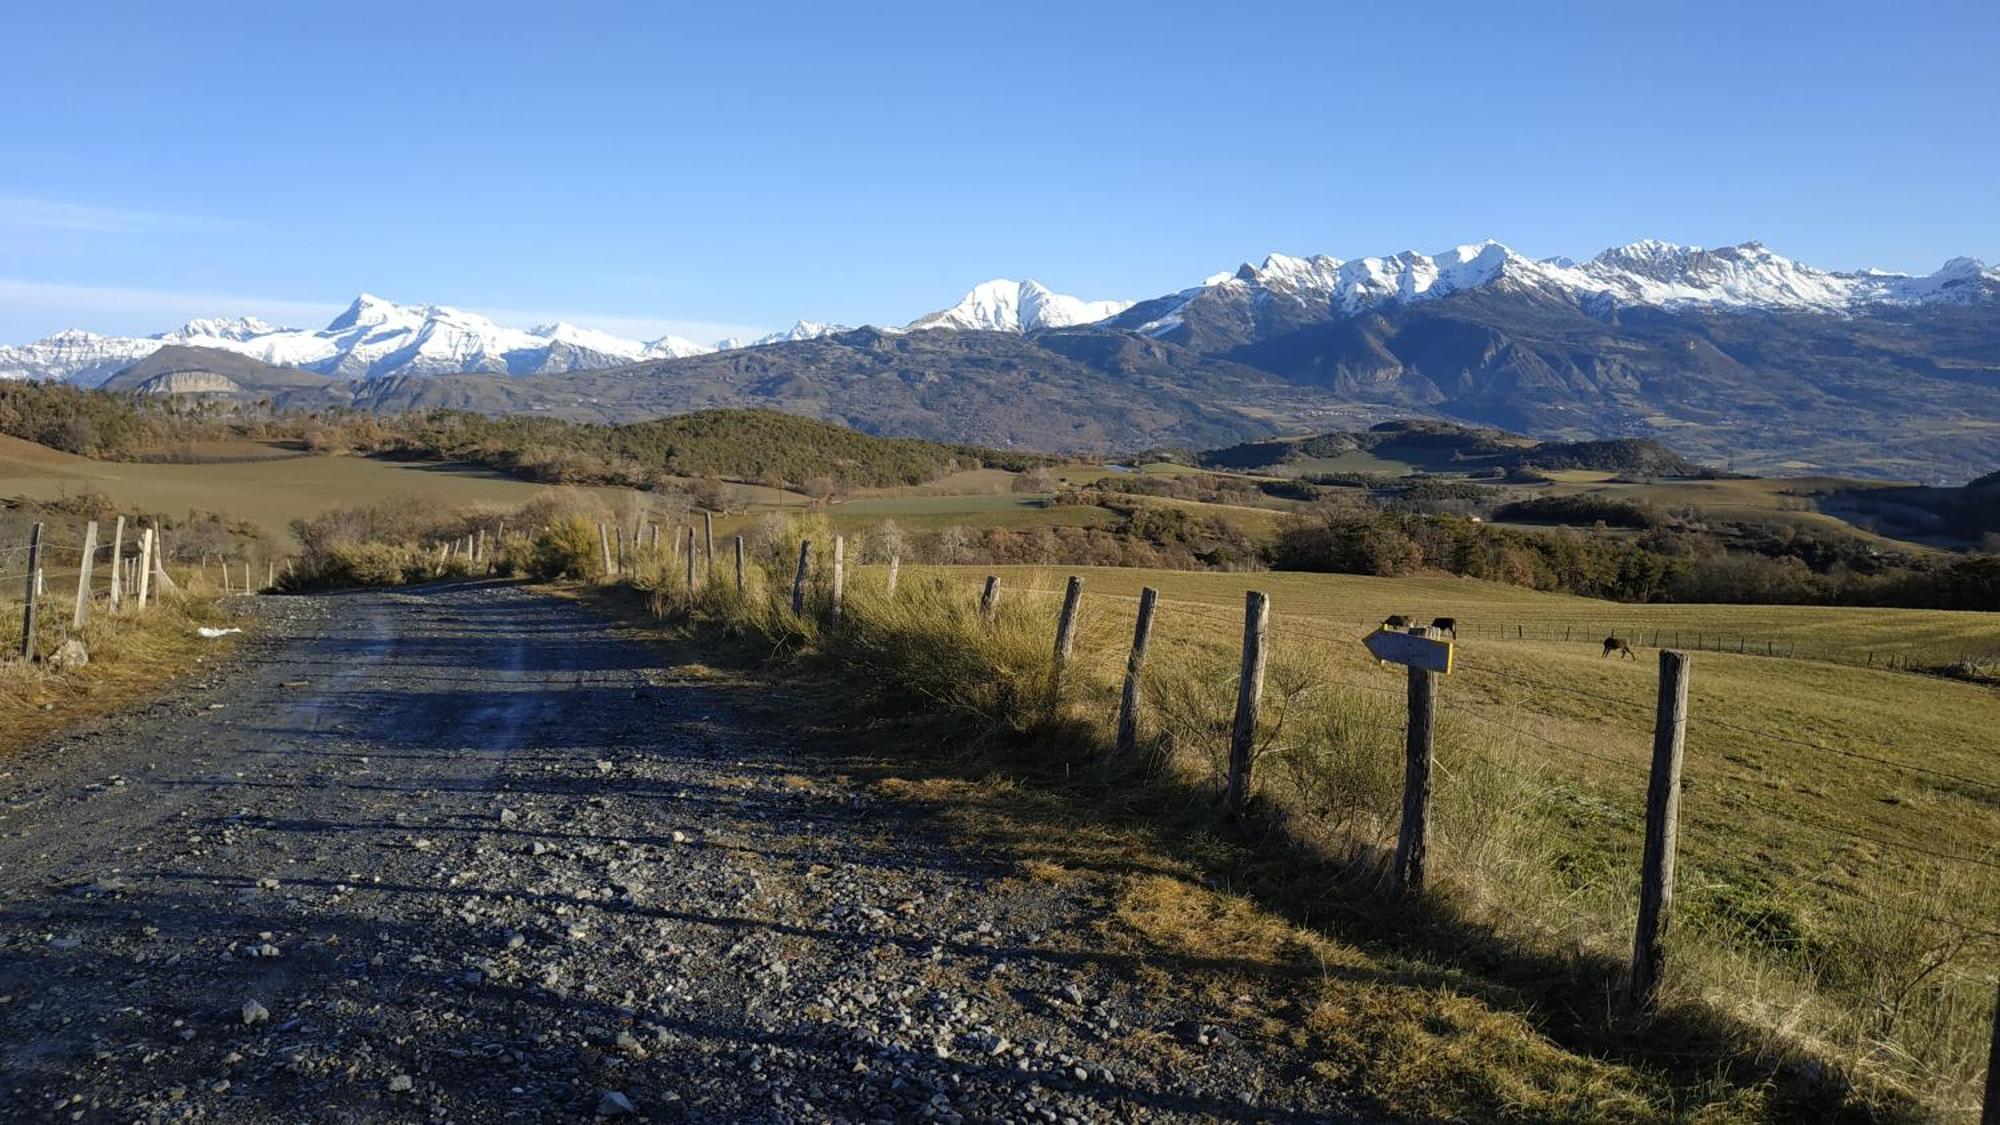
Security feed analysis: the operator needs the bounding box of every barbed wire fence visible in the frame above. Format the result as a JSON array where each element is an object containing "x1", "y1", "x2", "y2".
[{"x1": 4, "y1": 516, "x2": 280, "y2": 663}]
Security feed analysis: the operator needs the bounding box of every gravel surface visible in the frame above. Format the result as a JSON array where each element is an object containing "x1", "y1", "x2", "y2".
[{"x1": 0, "y1": 582, "x2": 1363, "y2": 1123}]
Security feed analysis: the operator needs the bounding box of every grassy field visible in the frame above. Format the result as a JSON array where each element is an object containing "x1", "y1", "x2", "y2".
[{"x1": 0, "y1": 435, "x2": 658, "y2": 543}]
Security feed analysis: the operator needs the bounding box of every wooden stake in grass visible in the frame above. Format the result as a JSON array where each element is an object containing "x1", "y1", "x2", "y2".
[
  {"x1": 734, "y1": 535, "x2": 745, "y2": 595},
  {"x1": 1115, "y1": 586, "x2": 1158, "y2": 757},
  {"x1": 830, "y1": 535, "x2": 846, "y2": 618},
  {"x1": 685, "y1": 527, "x2": 697, "y2": 590},
  {"x1": 598, "y1": 523, "x2": 613, "y2": 577},
  {"x1": 791, "y1": 539, "x2": 811, "y2": 615},
  {"x1": 615, "y1": 527, "x2": 625, "y2": 576},
  {"x1": 107, "y1": 516, "x2": 125, "y2": 611},
  {"x1": 704, "y1": 511, "x2": 715, "y2": 574},
  {"x1": 72, "y1": 521, "x2": 99, "y2": 630},
  {"x1": 1393, "y1": 625, "x2": 1440, "y2": 897},
  {"x1": 135, "y1": 528, "x2": 154, "y2": 610},
  {"x1": 978, "y1": 575, "x2": 1000, "y2": 619},
  {"x1": 20, "y1": 522, "x2": 43, "y2": 661},
  {"x1": 886, "y1": 555, "x2": 900, "y2": 597},
  {"x1": 1629, "y1": 648, "x2": 1691, "y2": 1012},
  {"x1": 1223, "y1": 590, "x2": 1269, "y2": 816},
  {"x1": 1052, "y1": 575, "x2": 1083, "y2": 671}
]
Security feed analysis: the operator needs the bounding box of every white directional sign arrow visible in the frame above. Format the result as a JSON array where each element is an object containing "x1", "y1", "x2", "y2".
[{"x1": 1363, "y1": 627, "x2": 1454, "y2": 674}]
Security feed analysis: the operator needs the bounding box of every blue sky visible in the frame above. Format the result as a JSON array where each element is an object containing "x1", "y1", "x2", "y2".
[{"x1": 2, "y1": 0, "x2": 1995, "y2": 343}]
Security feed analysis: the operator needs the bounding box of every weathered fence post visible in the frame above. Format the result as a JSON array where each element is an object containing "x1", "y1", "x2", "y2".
[
  {"x1": 598, "y1": 524, "x2": 613, "y2": 576},
  {"x1": 830, "y1": 535, "x2": 846, "y2": 618},
  {"x1": 135, "y1": 528, "x2": 154, "y2": 610},
  {"x1": 107, "y1": 516, "x2": 125, "y2": 610},
  {"x1": 20, "y1": 522, "x2": 43, "y2": 660},
  {"x1": 886, "y1": 555, "x2": 900, "y2": 597},
  {"x1": 613, "y1": 527, "x2": 624, "y2": 575},
  {"x1": 704, "y1": 511, "x2": 715, "y2": 573},
  {"x1": 1052, "y1": 575, "x2": 1083, "y2": 673},
  {"x1": 267, "y1": 560, "x2": 275, "y2": 591},
  {"x1": 685, "y1": 527, "x2": 697, "y2": 590},
  {"x1": 71, "y1": 520, "x2": 98, "y2": 631},
  {"x1": 1114, "y1": 586, "x2": 1159, "y2": 756},
  {"x1": 733, "y1": 535, "x2": 745, "y2": 595},
  {"x1": 1223, "y1": 591, "x2": 1269, "y2": 816},
  {"x1": 1629, "y1": 648, "x2": 1692, "y2": 1011},
  {"x1": 978, "y1": 575, "x2": 1000, "y2": 619},
  {"x1": 1393, "y1": 625, "x2": 1440, "y2": 897},
  {"x1": 791, "y1": 539, "x2": 811, "y2": 615},
  {"x1": 651, "y1": 524, "x2": 661, "y2": 554}
]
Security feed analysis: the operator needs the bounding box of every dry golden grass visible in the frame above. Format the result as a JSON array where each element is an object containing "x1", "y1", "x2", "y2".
[{"x1": 0, "y1": 586, "x2": 233, "y2": 760}]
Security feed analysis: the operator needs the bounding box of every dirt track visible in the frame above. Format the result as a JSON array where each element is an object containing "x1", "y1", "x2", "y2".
[{"x1": 0, "y1": 582, "x2": 1363, "y2": 1123}]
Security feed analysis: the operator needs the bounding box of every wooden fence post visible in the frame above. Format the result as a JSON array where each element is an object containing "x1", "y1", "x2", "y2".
[
  {"x1": 1223, "y1": 591, "x2": 1269, "y2": 816},
  {"x1": 704, "y1": 511, "x2": 715, "y2": 573},
  {"x1": 1393, "y1": 625, "x2": 1440, "y2": 897},
  {"x1": 886, "y1": 555, "x2": 900, "y2": 597},
  {"x1": 791, "y1": 539, "x2": 811, "y2": 615},
  {"x1": 613, "y1": 527, "x2": 624, "y2": 575},
  {"x1": 830, "y1": 535, "x2": 846, "y2": 618},
  {"x1": 107, "y1": 516, "x2": 125, "y2": 611},
  {"x1": 734, "y1": 535, "x2": 746, "y2": 595},
  {"x1": 978, "y1": 575, "x2": 1000, "y2": 619},
  {"x1": 20, "y1": 522, "x2": 43, "y2": 660},
  {"x1": 598, "y1": 524, "x2": 613, "y2": 576},
  {"x1": 1629, "y1": 648, "x2": 1692, "y2": 1011},
  {"x1": 685, "y1": 527, "x2": 697, "y2": 590},
  {"x1": 1115, "y1": 586, "x2": 1158, "y2": 757},
  {"x1": 1052, "y1": 575, "x2": 1083, "y2": 672},
  {"x1": 651, "y1": 524, "x2": 661, "y2": 554},
  {"x1": 267, "y1": 560, "x2": 275, "y2": 591},
  {"x1": 138, "y1": 528, "x2": 156, "y2": 609},
  {"x1": 71, "y1": 521, "x2": 98, "y2": 630}
]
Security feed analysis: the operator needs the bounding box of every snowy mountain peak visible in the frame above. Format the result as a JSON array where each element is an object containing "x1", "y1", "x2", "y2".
[
  {"x1": 908, "y1": 279, "x2": 1133, "y2": 333},
  {"x1": 1161, "y1": 238, "x2": 1997, "y2": 334},
  {"x1": 325, "y1": 292, "x2": 411, "y2": 331},
  {"x1": 164, "y1": 316, "x2": 282, "y2": 342}
]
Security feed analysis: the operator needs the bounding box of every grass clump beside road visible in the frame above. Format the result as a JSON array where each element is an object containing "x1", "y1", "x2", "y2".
[
  {"x1": 578, "y1": 515, "x2": 1995, "y2": 1123},
  {"x1": 0, "y1": 581, "x2": 234, "y2": 759}
]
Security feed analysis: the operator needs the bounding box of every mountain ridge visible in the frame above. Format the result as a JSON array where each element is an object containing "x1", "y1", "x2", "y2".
[{"x1": 6, "y1": 238, "x2": 1990, "y2": 386}]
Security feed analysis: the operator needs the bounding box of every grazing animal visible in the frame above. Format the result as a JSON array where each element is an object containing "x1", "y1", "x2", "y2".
[
  {"x1": 1431, "y1": 616, "x2": 1458, "y2": 639},
  {"x1": 1382, "y1": 614, "x2": 1413, "y2": 629},
  {"x1": 1603, "y1": 635, "x2": 1635, "y2": 660}
]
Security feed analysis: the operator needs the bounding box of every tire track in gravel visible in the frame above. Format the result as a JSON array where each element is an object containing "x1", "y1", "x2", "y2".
[{"x1": 0, "y1": 581, "x2": 1365, "y2": 1123}]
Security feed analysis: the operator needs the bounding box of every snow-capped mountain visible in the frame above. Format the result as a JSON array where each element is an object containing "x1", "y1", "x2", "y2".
[
  {"x1": 2, "y1": 241, "x2": 1991, "y2": 385},
  {"x1": 1129, "y1": 240, "x2": 1997, "y2": 336},
  {"x1": 907, "y1": 280, "x2": 1134, "y2": 333},
  {"x1": 0, "y1": 329, "x2": 168, "y2": 385},
  {"x1": 0, "y1": 295, "x2": 722, "y2": 385},
  {"x1": 717, "y1": 321, "x2": 854, "y2": 350}
]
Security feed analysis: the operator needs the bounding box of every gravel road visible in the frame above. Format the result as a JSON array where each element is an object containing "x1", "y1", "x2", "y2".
[{"x1": 0, "y1": 582, "x2": 1363, "y2": 1123}]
